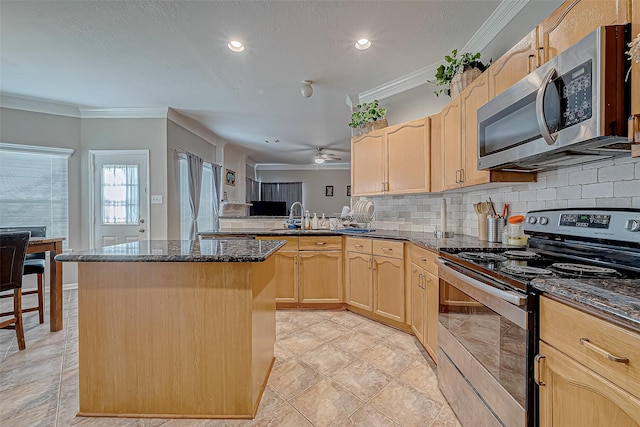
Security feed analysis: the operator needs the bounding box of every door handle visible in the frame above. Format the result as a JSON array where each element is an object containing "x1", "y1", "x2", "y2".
[
  {"x1": 534, "y1": 354, "x2": 546, "y2": 386},
  {"x1": 139, "y1": 228, "x2": 145, "y2": 233},
  {"x1": 139, "y1": 219, "x2": 145, "y2": 224},
  {"x1": 527, "y1": 54, "x2": 534, "y2": 73},
  {"x1": 580, "y1": 338, "x2": 629, "y2": 364},
  {"x1": 535, "y1": 67, "x2": 558, "y2": 146}
]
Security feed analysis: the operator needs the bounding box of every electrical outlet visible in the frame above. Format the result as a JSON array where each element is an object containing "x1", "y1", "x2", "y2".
[{"x1": 151, "y1": 195, "x2": 163, "y2": 204}]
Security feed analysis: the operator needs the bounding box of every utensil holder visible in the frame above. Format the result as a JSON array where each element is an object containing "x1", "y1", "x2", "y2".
[
  {"x1": 487, "y1": 217, "x2": 505, "y2": 243},
  {"x1": 477, "y1": 213, "x2": 488, "y2": 241}
]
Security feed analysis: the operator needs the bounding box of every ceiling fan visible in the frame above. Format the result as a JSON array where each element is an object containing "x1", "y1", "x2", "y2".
[{"x1": 313, "y1": 147, "x2": 342, "y2": 164}]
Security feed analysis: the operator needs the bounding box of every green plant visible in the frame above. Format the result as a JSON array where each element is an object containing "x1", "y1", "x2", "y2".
[
  {"x1": 430, "y1": 49, "x2": 487, "y2": 97},
  {"x1": 348, "y1": 100, "x2": 387, "y2": 128}
]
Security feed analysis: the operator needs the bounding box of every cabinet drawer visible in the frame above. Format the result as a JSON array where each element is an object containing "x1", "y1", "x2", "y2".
[
  {"x1": 411, "y1": 244, "x2": 438, "y2": 276},
  {"x1": 345, "y1": 237, "x2": 372, "y2": 254},
  {"x1": 372, "y1": 239, "x2": 404, "y2": 259},
  {"x1": 299, "y1": 236, "x2": 342, "y2": 251},
  {"x1": 540, "y1": 296, "x2": 640, "y2": 398},
  {"x1": 257, "y1": 236, "x2": 298, "y2": 251}
]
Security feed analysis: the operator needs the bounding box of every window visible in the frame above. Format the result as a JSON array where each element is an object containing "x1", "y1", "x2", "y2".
[
  {"x1": 0, "y1": 143, "x2": 73, "y2": 247},
  {"x1": 101, "y1": 165, "x2": 139, "y2": 224},
  {"x1": 179, "y1": 157, "x2": 215, "y2": 240},
  {"x1": 260, "y1": 182, "x2": 302, "y2": 215}
]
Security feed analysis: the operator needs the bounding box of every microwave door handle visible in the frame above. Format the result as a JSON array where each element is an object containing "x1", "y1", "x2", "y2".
[{"x1": 535, "y1": 67, "x2": 558, "y2": 146}]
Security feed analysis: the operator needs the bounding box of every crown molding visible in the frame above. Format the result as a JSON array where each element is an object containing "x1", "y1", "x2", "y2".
[
  {"x1": 358, "y1": 0, "x2": 531, "y2": 104},
  {"x1": 0, "y1": 94, "x2": 81, "y2": 117},
  {"x1": 167, "y1": 107, "x2": 220, "y2": 146},
  {"x1": 80, "y1": 107, "x2": 168, "y2": 118},
  {"x1": 255, "y1": 162, "x2": 351, "y2": 171}
]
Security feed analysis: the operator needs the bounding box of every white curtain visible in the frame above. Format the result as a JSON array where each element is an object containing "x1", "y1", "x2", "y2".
[
  {"x1": 187, "y1": 152, "x2": 204, "y2": 240},
  {"x1": 211, "y1": 163, "x2": 222, "y2": 231}
]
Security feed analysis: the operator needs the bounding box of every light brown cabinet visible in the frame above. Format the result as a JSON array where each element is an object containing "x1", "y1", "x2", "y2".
[
  {"x1": 461, "y1": 72, "x2": 490, "y2": 187},
  {"x1": 632, "y1": 0, "x2": 640, "y2": 154},
  {"x1": 257, "y1": 236, "x2": 298, "y2": 303},
  {"x1": 351, "y1": 118, "x2": 430, "y2": 196},
  {"x1": 344, "y1": 237, "x2": 405, "y2": 323},
  {"x1": 441, "y1": 97, "x2": 462, "y2": 190},
  {"x1": 488, "y1": 28, "x2": 539, "y2": 99},
  {"x1": 410, "y1": 244, "x2": 439, "y2": 361},
  {"x1": 537, "y1": 296, "x2": 640, "y2": 426},
  {"x1": 429, "y1": 113, "x2": 443, "y2": 192},
  {"x1": 538, "y1": 0, "x2": 630, "y2": 64}
]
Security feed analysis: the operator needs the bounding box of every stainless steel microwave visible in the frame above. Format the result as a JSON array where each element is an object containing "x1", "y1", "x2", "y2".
[{"x1": 477, "y1": 25, "x2": 631, "y2": 171}]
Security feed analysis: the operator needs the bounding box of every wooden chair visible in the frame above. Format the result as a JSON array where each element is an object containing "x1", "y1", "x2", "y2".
[
  {"x1": 0, "y1": 231, "x2": 30, "y2": 350},
  {"x1": 0, "y1": 226, "x2": 46, "y2": 323}
]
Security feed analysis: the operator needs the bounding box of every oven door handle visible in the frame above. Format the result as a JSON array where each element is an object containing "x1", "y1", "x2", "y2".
[{"x1": 436, "y1": 258, "x2": 526, "y2": 306}]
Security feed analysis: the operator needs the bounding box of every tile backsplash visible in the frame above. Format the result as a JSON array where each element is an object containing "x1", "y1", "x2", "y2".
[{"x1": 368, "y1": 156, "x2": 640, "y2": 237}]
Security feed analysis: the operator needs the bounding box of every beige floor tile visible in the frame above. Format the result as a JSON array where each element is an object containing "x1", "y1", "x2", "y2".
[
  {"x1": 275, "y1": 331, "x2": 324, "y2": 356},
  {"x1": 330, "y1": 359, "x2": 394, "y2": 401},
  {"x1": 398, "y1": 358, "x2": 446, "y2": 405},
  {"x1": 369, "y1": 380, "x2": 443, "y2": 427},
  {"x1": 361, "y1": 343, "x2": 416, "y2": 377},
  {"x1": 344, "y1": 404, "x2": 400, "y2": 426},
  {"x1": 275, "y1": 320, "x2": 300, "y2": 339},
  {"x1": 354, "y1": 319, "x2": 396, "y2": 340},
  {"x1": 329, "y1": 331, "x2": 379, "y2": 358},
  {"x1": 430, "y1": 404, "x2": 462, "y2": 427},
  {"x1": 290, "y1": 379, "x2": 363, "y2": 427},
  {"x1": 267, "y1": 359, "x2": 323, "y2": 400},
  {"x1": 303, "y1": 319, "x2": 351, "y2": 341},
  {"x1": 321, "y1": 310, "x2": 366, "y2": 329},
  {"x1": 250, "y1": 401, "x2": 312, "y2": 427},
  {"x1": 298, "y1": 342, "x2": 354, "y2": 376},
  {"x1": 381, "y1": 331, "x2": 424, "y2": 358}
]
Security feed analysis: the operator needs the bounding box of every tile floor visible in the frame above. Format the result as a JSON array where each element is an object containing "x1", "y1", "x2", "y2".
[{"x1": 0, "y1": 289, "x2": 460, "y2": 427}]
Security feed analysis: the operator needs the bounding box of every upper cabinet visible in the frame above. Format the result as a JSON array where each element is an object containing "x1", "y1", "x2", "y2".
[
  {"x1": 538, "y1": 0, "x2": 630, "y2": 64},
  {"x1": 352, "y1": 118, "x2": 430, "y2": 196},
  {"x1": 440, "y1": 97, "x2": 463, "y2": 191},
  {"x1": 429, "y1": 114, "x2": 443, "y2": 193},
  {"x1": 461, "y1": 72, "x2": 491, "y2": 187},
  {"x1": 488, "y1": 29, "x2": 539, "y2": 98}
]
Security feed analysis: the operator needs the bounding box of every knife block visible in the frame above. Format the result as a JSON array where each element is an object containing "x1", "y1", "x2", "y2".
[{"x1": 477, "y1": 213, "x2": 488, "y2": 241}]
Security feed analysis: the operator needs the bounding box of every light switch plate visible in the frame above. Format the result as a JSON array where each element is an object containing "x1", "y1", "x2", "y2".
[{"x1": 151, "y1": 195, "x2": 163, "y2": 204}]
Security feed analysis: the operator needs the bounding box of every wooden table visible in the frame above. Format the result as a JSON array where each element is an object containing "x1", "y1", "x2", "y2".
[{"x1": 28, "y1": 237, "x2": 65, "y2": 332}]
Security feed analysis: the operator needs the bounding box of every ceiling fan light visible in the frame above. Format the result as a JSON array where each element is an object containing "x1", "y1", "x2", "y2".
[
  {"x1": 314, "y1": 157, "x2": 325, "y2": 164},
  {"x1": 227, "y1": 40, "x2": 245, "y2": 52}
]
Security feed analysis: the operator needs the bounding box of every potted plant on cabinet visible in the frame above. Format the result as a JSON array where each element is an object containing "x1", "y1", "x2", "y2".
[
  {"x1": 431, "y1": 49, "x2": 487, "y2": 98},
  {"x1": 348, "y1": 99, "x2": 388, "y2": 135}
]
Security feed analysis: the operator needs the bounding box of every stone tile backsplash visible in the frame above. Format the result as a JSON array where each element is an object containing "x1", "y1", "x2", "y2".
[{"x1": 366, "y1": 156, "x2": 640, "y2": 237}]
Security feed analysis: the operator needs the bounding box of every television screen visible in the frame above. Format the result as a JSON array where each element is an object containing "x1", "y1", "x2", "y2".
[{"x1": 249, "y1": 201, "x2": 287, "y2": 216}]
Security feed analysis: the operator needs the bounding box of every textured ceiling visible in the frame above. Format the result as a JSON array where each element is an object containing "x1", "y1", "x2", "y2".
[{"x1": 1, "y1": 0, "x2": 551, "y2": 165}]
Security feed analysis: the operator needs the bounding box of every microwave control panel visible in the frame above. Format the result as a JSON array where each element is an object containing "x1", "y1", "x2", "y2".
[{"x1": 558, "y1": 60, "x2": 593, "y2": 129}]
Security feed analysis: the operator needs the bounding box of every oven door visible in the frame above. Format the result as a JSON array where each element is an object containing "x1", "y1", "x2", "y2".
[{"x1": 436, "y1": 258, "x2": 533, "y2": 427}]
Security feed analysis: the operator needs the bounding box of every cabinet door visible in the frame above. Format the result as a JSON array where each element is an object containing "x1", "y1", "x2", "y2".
[
  {"x1": 299, "y1": 251, "x2": 342, "y2": 303},
  {"x1": 410, "y1": 264, "x2": 425, "y2": 345},
  {"x1": 461, "y1": 72, "x2": 490, "y2": 188},
  {"x1": 429, "y1": 113, "x2": 444, "y2": 193},
  {"x1": 373, "y1": 255, "x2": 405, "y2": 322},
  {"x1": 386, "y1": 118, "x2": 430, "y2": 194},
  {"x1": 423, "y1": 271, "x2": 439, "y2": 361},
  {"x1": 345, "y1": 252, "x2": 373, "y2": 311},
  {"x1": 273, "y1": 251, "x2": 298, "y2": 302},
  {"x1": 538, "y1": 342, "x2": 640, "y2": 427},
  {"x1": 351, "y1": 130, "x2": 385, "y2": 196},
  {"x1": 441, "y1": 97, "x2": 462, "y2": 191},
  {"x1": 488, "y1": 28, "x2": 538, "y2": 98},
  {"x1": 538, "y1": 0, "x2": 629, "y2": 63}
]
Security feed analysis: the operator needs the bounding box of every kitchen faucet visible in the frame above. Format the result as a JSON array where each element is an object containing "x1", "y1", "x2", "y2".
[{"x1": 289, "y1": 201, "x2": 304, "y2": 226}]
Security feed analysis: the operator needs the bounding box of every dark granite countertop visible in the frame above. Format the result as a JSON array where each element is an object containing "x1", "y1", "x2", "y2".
[
  {"x1": 199, "y1": 229, "x2": 506, "y2": 252},
  {"x1": 531, "y1": 278, "x2": 640, "y2": 332},
  {"x1": 54, "y1": 239, "x2": 285, "y2": 262}
]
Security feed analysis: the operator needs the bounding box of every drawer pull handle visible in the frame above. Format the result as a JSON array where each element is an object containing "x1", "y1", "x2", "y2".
[
  {"x1": 382, "y1": 247, "x2": 393, "y2": 252},
  {"x1": 534, "y1": 354, "x2": 546, "y2": 386},
  {"x1": 354, "y1": 244, "x2": 364, "y2": 248},
  {"x1": 580, "y1": 338, "x2": 629, "y2": 364},
  {"x1": 315, "y1": 242, "x2": 326, "y2": 246},
  {"x1": 420, "y1": 257, "x2": 427, "y2": 262}
]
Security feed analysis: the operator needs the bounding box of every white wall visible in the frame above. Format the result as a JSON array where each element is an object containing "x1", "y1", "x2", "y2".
[
  {"x1": 80, "y1": 118, "x2": 168, "y2": 245},
  {"x1": 223, "y1": 145, "x2": 247, "y2": 203},
  {"x1": 257, "y1": 168, "x2": 351, "y2": 217}
]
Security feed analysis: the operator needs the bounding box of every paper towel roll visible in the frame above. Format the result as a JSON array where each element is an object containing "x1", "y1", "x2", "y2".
[{"x1": 440, "y1": 199, "x2": 447, "y2": 232}]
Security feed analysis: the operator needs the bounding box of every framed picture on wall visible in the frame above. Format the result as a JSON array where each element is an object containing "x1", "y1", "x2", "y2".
[
  {"x1": 325, "y1": 185, "x2": 334, "y2": 197},
  {"x1": 347, "y1": 185, "x2": 351, "y2": 197},
  {"x1": 225, "y1": 168, "x2": 236, "y2": 186}
]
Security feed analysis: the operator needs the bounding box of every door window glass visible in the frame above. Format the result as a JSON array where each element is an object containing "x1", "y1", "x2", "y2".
[{"x1": 102, "y1": 165, "x2": 139, "y2": 224}]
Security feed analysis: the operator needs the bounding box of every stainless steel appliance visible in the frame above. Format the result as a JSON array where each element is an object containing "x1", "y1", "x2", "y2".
[
  {"x1": 477, "y1": 25, "x2": 631, "y2": 172},
  {"x1": 436, "y1": 208, "x2": 640, "y2": 427}
]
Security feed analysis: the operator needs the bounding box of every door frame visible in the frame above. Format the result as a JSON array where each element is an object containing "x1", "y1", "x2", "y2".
[{"x1": 88, "y1": 150, "x2": 151, "y2": 249}]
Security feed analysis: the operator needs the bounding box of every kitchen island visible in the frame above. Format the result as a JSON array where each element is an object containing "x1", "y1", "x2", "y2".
[{"x1": 55, "y1": 238, "x2": 285, "y2": 419}]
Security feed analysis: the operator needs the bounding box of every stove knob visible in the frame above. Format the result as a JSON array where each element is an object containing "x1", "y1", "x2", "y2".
[
  {"x1": 539, "y1": 217, "x2": 549, "y2": 225},
  {"x1": 527, "y1": 216, "x2": 537, "y2": 224},
  {"x1": 625, "y1": 219, "x2": 640, "y2": 232}
]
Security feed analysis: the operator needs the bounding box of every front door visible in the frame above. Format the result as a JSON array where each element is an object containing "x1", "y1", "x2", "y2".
[{"x1": 91, "y1": 151, "x2": 149, "y2": 248}]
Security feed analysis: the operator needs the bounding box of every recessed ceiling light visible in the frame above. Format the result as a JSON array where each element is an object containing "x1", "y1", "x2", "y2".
[
  {"x1": 314, "y1": 157, "x2": 325, "y2": 164},
  {"x1": 355, "y1": 38, "x2": 371, "y2": 50},
  {"x1": 227, "y1": 40, "x2": 245, "y2": 52}
]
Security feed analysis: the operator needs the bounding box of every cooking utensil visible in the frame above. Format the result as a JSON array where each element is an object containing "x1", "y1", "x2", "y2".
[
  {"x1": 501, "y1": 203, "x2": 509, "y2": 218},
  {"x1": 474, "y1": 202, "x2": 489, "y2": 240},
  {"x1": 487, "y1": 197, "x2": 497, "y2": 217}
]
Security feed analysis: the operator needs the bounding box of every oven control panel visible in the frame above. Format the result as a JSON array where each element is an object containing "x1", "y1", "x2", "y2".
[{"x1": 524, "y1": 209, "x2": 640, "y2": 243}]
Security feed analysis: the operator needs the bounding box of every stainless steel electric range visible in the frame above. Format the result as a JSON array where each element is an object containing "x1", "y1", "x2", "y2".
[{"x1": 435, "y1": 208, "x2": 640, "y2": 427}]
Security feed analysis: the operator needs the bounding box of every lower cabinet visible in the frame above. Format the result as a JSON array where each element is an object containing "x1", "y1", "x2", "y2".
[
  {"x1": 258, "y1": 236, "x2": 299, "y2": 303},
  {"x1": 410, "y1": 244, "x2": 439, "y2": 361},
  {"x1": 299, "y1": 250, "x2": 342, "y2": 303},
  {"x1": 344, "y1": 237, "x2": 405, "y2": 323},
  {"x1": 537, "y1": 296, "x2": 640, "y2": 426}
]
